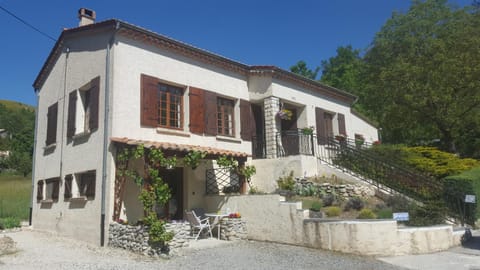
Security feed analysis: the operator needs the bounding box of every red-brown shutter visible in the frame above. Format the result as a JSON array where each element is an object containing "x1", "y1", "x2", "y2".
[
  {"x1": 315, "y1": 107, "x2": 326, "y2": 144},
  {"x1": 64, "y1": 175, "x2": 73, "y2": 199},
  {"x1": 140, "y1": 74, "x2": 159, "y2": 127},
  {"x1": 338, "y1": 113, "x2": 346, "y2": 135},
  {"x1": 37, "y1": 180, "x2": 44, "y2": 201},
  {"x1": 85, "y1": 171, "x2": 96, "y2": 198},
  {"x1": 46, "y1": 103, "x2": 58, "y2": 145},
  {"x1": 67, "y1": 91, "x2": 77, "y2": 138},
  {"x1": 204, "y1": 90, "x2": 217, "y2": 136},
  {"x1": 240, "y1": 99, "x2": 253, "y2": 141},
  {"x1": 89, "y1": 76, "x2": 100, "y2": 131},
  {"x1": 189, "y1": 87, "x2": 205, "y2": 134}
]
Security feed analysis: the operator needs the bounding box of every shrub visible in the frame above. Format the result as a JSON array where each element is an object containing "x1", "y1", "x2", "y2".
[
  {"x1": 248, "y1": 186, "x2": 265, "y2": 195},
  {"x1": 376, "y1": 208, "x2": 393, "y2": 219},
  {"x1": 357, "y1": 208, "x2": 376, "y2": 219},
  {"x1": 385, "y1": 194, "x2": 411, "y2": 212},
  {"x1": 442, "y1": 166, "x2": 480, "y2": 225},
  {"x1": 310, "y1": 201, "x2": 322, "y2": 212},
  {"x1": 407, "y1": 201, "x2": 446, "y2": 226},
  {"x1": 324, "y1": 206, "x2": 341, "y2": 217},
  {"x1": 277, "y1": 171, "x2": 296, "y2": 191},
  {"x1": 344, "y1": 197, "x2": 365, "y2": 211},
  {"x1": 0, "y1": 217, "x2": 20, "y2": 229},
  {"x1": 322, "y1": 194, "x2": 336, "y2": 207}
]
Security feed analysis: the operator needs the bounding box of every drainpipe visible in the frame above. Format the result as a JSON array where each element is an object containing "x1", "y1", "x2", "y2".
[
  {"x1": 29, "y1": 90, "x2": 40, "y2": 226},
  {"x1": 100, "y1": 21, "x2": 120, "y2": 247}
]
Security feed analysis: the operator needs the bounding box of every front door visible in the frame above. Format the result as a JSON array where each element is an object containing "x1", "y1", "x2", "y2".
[
  {"x1": 158, "y1": 167, "x2": 183, "y2": 220},
  {"x1": 281, "y1": 108, "x2": 300, "y2": 155}
]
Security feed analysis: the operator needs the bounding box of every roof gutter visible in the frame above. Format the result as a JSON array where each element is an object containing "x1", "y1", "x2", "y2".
[{"x1": 100, "y1": 21, "x2": 120, "y2": 247}]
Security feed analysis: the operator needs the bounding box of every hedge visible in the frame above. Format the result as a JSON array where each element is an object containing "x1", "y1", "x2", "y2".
[{"x1": 443, "y1": 166, "x2": 480, "y2": 226}]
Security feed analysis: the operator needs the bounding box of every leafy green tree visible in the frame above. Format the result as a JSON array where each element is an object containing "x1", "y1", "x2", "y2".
[
  {"x1": 289, "y1": 60, "x2": 319, "y2": 80},
  {"x1": 362, "y1": 0, "x2": 480, "y2": 154},
  {"x1": 320, "y1": 45, "x2": 364, "y2": 95}
]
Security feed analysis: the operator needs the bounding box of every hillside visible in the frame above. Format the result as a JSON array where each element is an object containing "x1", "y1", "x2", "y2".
[{"x1": 0, "y1": 100, "x2": 34, "y2": 112}]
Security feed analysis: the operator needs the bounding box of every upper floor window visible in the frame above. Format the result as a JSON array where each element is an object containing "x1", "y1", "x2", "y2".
[
  {"x1": 67, "y1": 77, "x2": 100, "y2": 138},
  {"x1": 45, "y1": 102, "x2": 58, "y2": 146},
  {"x1": 141, "y1": 74, "x2": 184, "y2": 129},
  {"x1": 217, "y1": 97, "x2": 234, "y2": 136}
]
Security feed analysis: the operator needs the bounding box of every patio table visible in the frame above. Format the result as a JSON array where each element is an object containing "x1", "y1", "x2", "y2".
[{"x1": 205, "y1": 213, "x2": 228, "y2": 240}]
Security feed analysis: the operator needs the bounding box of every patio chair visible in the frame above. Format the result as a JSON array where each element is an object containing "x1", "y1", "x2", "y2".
[
  {"x1": 191, "y1": 208, "x2": 207, "y2": 220},
  {"x1": 185, "y1": 210, "x2": 213, "y2": 240}
]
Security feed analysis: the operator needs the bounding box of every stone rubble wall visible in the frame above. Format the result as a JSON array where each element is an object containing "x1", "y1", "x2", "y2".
[
  {"x1": 296, "y1": 177, "x2": 376, "y2": 198},
  {"x1": 108, "y1": 221, "x2": 191, "y2": 257},
  {"x1": 219, "y1": 218, "x2": 247, "y2": 241}
]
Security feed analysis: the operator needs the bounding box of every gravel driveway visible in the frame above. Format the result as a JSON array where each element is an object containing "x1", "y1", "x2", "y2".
[{"x1": 0, "y1": 229, "x2": 406, "y2": 270}]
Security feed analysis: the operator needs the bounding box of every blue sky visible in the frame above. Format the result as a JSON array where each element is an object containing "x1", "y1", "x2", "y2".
[{"x1": 0, "y1": 0, "x2": 473, "y2": 106}]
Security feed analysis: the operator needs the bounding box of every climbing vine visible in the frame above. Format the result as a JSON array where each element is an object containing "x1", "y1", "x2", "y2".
[
  {"x1": 215, "y1": 155, "x2": 257, "y2": 188},
  {"x1": 116, "y1": 145, "x2": 175, "y2": 244}
]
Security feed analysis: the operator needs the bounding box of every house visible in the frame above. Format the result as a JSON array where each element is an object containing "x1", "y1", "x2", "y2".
[{"x1": 31, "y1": 8, "x2": 377, "y2": 246}]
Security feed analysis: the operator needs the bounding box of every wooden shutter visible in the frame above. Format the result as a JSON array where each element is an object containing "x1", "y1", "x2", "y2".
[
  {"x1": 89, "y1": 76, "x2": 100, "y2": 131},
  {"x1": 37, "y1": 180, "x2": 44, "y2": 201},
  {"x1": 51, "y1": 179, "x2": 60, "y2": 200},
  {"x1": 140, "y1": 74, "x2": 159, "y2": 127},
  {"x1": 67, "y1": 91, "x2": 77, "y2": 138},
  {"x1": 338, "y1": 113, "x2": 346, "y2": 135},
  {"x1": 85, "y1": 171, "x2": 96, "y2": 198},
  {"x1": 204, "y1": 90, "x2": 217, "y2": 136},
  {"x1": 64, "y1": 175, "x2": 73, "y2": 199},
  {"x1": 46, "y1": 103, "x2": 58, "y2": 145},
  {"x1": 240, "y1": 99, "x2": 253, "y2": 141},
  {"x1": 189, "y1": 87, "x2": 205, "y2": 134},
  {"x1": 315, "y1": 107, "x2": 326, "y2": 144}
]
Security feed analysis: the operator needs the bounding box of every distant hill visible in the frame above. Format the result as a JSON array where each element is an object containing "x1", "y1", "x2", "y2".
[{"x1": 0, "y1": 100, "x2": 34, "y2": 112}]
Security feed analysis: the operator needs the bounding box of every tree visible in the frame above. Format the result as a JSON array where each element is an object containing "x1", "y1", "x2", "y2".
[
  {"x1": 289, "y1": 60, "x2": 319, "y2": 80},
  {"x1": 320, "y1": 45, "x2": 364, "y2": 95},
  {"x1": 362, "y1": 0, "x2": 480, "y2": 154}
]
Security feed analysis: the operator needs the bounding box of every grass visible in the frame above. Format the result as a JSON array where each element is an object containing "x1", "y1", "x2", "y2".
[{"x1": 0, "y1": 173, "x2": 31, "y2": 221}]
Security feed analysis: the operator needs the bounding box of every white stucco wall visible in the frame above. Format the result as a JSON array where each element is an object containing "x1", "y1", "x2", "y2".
[
  {"x1": 32, "y1": 32, "x2": 111, "y2": 245},
  {"x1": 110, "y1": 36, "x2": 251, "y2": 155}
]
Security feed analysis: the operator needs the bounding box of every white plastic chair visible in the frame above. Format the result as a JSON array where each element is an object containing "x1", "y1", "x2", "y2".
[{"x1": 185, "y1": 210, "x2": 213, "y2": 240}]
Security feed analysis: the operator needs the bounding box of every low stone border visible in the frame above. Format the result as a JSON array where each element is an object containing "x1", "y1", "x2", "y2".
[
  {"x1": 108, "y1": 221, "x2": 190, "y2": 257},
  {"x1": 220, "y1": 218, "x2": 247, "y2": 241}
]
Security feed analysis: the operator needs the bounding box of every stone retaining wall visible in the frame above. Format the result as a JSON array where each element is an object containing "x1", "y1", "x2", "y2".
[
  {"x1": 220, "y1": 218, "x2": 247, "y2": 241},
  {"x1": 108, "y1": 221, "x2": 190, "y2": 256},
  {"x1": 296, "y1": 178, "x2": 375, "y2": 199}
]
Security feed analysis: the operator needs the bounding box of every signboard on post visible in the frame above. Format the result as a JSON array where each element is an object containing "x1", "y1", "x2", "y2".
[
  {"x1": 393, "y1": 212, "x2": 409, "y2": 221},
  {"x1": 465, "y1": 195, "x2": 476, "y2": 203}
]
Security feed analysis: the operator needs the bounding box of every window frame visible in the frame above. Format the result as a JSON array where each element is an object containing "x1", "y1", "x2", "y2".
[
  {"x1": 216, "y1": 97, "x2": 235, "y2": 137},
  {"x1": 157, "y1": 82, "x2": 184, "y2": 130}
]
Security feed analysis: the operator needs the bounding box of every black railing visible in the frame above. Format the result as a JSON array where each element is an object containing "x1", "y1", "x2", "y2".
[
  {"x1": 315, "y1": 136, "x2": 442, "y2": 202},
  {"x1": 276, "y1": 130, "x2": 314, "y2": 157},
  {"x1": 205, "y1": 168, "x2": 240, "y2": 195},
  {"x1": 252, "y1": 135, "x2": 266, "y2": 159}
]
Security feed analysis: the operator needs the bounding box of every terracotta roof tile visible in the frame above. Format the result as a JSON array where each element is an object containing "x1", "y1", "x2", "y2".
[{"x1": 110, "y1": 137, "x2": 249, "y2": 158}]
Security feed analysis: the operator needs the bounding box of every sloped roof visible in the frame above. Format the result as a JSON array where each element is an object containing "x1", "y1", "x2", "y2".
[
  {"x1": 110, "y1": 137, "x2": 249, "y2": 158},
  {"x1": 33, "y1": 19, "x2": 356, "y2": 104}
]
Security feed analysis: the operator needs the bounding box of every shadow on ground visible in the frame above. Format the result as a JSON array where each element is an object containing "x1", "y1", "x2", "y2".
[{"x1": 462, "y1": 236, "x2": 480, "y2": 250}]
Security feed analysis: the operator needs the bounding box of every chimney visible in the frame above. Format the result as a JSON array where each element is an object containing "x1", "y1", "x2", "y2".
[{"x1": 78, "y1": 8, "x2": 96, "y2": 26}]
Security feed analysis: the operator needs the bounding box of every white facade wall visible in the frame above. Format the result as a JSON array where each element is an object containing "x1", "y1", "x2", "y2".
[
  {"x1": 348, "y1": 112, "x2": 379, "y2": 143},
  {"x1": 110, "y1": 37, "x2": 251, "y2": 154},
  {"x1": 32, "y1": 33, "x2": 110, "y2": 245}
]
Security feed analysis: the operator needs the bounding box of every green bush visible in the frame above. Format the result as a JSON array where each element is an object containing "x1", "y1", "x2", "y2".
[
  {"x1": 385, "y1": 195, "x2": 411, "y2": 212},
  {"x1": 357, "y1": 208, "x2": 376, "y2": 219},
  {"x1": 310, "y1": 201, "x2": 322, "y2": 212},
  {"x1": 277, "y1": 171, "x2": 296, "y2": 191},
  {"x1": 407, "y1": 201, "x2": 446, "y2": 226},
  {"x1": 344, "y1": 197, "x2": 364, "y2": 211},
  {"x1": 376, "y1": 208, "x2": 393, "y2": 219},
  {"x1": 324, "y1": 206, "x2": 341, "y2": 217},
  {"x1": 0, "y1": 216, "x2": 20, "y2": 229},
  {"x1": 322, "y1": 194, "x2": 337, "y2": 207},
  {"x1": 443, "y1": 166, "x2": 480, "y2": 225}
]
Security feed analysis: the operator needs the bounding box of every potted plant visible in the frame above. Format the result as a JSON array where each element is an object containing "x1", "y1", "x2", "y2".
[
  {"x1": 355, "y1": 135, "x2": 365, "y2": 148},
  {"x1": 301, "y1": 126, "x2": 314, "y2": 135},
  {"x1": 277, "y1": 109, "x2": 293, "y2": 120},
  {"x1": 335, "y1": 134, "x2": 347, "y2": 142},
  {"x1": 309, "y1": 201, "x2": 323, "y2": 218}
]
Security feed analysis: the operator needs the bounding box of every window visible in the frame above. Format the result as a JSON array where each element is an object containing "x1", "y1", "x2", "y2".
[
  {"x1": 217, "y1": 97, "x2": 235, "y2": 136},
  {"x1": 45, "y1": 177, "x2": 60, "y2": 201},
  {"x1": 46, "y1": 102, "x2": 58, "y2": 146},
  {"x1": 36, "y1": 180, "x2": 44, "y2": 201},
  {"x1": 141, "y1": 74, "x2": 184, "y2": 129},
  {"x1": 67, "y1": 77, "x2": 100, "y2": 138},
  {"x1": 65, "y1": 171, "x2": 96, "y2": 200}
]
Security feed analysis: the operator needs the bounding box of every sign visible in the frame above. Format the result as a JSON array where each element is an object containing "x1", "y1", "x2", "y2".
[
  {"x1": 465, "y1": 195, "x2": 476, "y2": 203},
  {"x1": 393, "y1": 212, "x2": 409, "y2": 221}
]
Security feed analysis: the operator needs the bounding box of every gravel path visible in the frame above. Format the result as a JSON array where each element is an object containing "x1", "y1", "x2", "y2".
[{"x1": 0, "y1": 229, "x2": 406, "y2": 270}]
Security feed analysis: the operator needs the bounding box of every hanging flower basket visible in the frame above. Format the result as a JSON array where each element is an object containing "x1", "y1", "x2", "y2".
[
  {"x1": 335, "y1": 134, "x2": 347, "y2": 142},
  {"x1": 277, "y1": 109, "x2": 293, "y2": 120}
]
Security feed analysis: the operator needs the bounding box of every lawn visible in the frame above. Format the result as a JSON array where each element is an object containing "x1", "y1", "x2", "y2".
[{"x1": 0, "y1": 173, "x2": 31, "y2": 221}]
